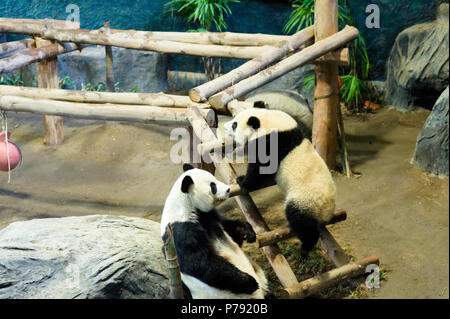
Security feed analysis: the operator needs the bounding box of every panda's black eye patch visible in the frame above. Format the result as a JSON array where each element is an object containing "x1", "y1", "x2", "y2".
[
  {"x1": 210, "y1": 182, "x2": 217, "y2": 194},
  {"x1": 232, "y1": 122, "x2": 237, "y2": 131}
]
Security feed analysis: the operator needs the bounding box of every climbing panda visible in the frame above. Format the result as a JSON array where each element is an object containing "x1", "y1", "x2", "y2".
[
  {"x1": 160, "y1": 164, "x2": 269, "y2": 299},
  {"x1": 223, "y1": 105, "x2": 337, "y2": 257}
]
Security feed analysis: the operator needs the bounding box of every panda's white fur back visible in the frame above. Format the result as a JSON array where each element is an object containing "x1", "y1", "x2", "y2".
[{"x1": 276, "y1": 138, "x2": 336, "y2": 224}]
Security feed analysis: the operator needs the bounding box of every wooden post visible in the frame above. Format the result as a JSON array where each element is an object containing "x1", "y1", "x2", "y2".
[
  {"x1": 35, "y1": 37, "x2": 64, "y2": 145},
  {"x1": 104, "y1": 22, "x2": 115, "y2": 92},
  {"x1": 312, "y1": 0, "x2": 340, "y2": 168}
]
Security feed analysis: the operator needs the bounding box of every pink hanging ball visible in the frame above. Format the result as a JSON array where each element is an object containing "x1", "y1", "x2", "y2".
[{"x1": 0, "y1": 132, "x2": 22, "y2": 171}]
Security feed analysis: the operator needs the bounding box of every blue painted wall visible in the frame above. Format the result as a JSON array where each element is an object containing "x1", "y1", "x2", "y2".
[{"x1": 0, "y1": 0, "x2": 445, "y2": 79}]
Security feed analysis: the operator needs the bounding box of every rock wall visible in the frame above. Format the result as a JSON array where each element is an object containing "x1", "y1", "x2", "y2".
[
  {"x1": 20, "y1": 46, "x2": 168, "y2": 93},
  {"x1": 385, "y1": 4, "x2": 449, "y2": 111},
  {"x1": 0, "y1": 215, "x2": 169, "y2": 299},
  {"x1": 412, "y1": 87, "x2": 449, "y2": 177}
]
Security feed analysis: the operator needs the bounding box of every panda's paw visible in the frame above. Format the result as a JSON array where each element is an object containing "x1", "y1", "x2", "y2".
[
  {"x1": 236, "y1": 175, "x2": 247, "y2": 188},
  {"x1": 243, "y1": 222, "x2": 256, "y2": 243}
]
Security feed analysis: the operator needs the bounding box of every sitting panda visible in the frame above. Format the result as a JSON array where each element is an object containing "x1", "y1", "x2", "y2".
[
  {"x1": 223, "y1": 105, "x2": 337, "y2": 257},
  {"x1": 160, "y1": 164, "x2": 269, "y2": 299}
]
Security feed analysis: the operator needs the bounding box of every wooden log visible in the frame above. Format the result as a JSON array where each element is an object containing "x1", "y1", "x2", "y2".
[
  {"x1": 186, "y1": 105, "x2": 298, "y2": 289},
  {"x1": 0, "y1": 19, "x2": 288, "y2": 46},
  {"x1": 0, "y1": 95, "x2": 216, "y2": 126},
  {"x1": 256, "y1": 209, "x2": 347, "y2": 247},
  {"x1": 109, "y1": 29, "x2": 290, "y2": 46},
  {"x1": 312, "y1": 0, "x2": 340, "y2": 169},
  {"x1": 0, "y1": 41, "x2": 80, "y2": 74},
  {"x1": 0, "y1": 25, "x2": 274, "y2": 60},
  {"x1": 35, "y1": 38, "x2": 64, "y2": 145},
  {"x1": 163, "y1": 224, "x2": 185, "y2": 299},
  {"x1": 0, "y1": 18, "x2": 80, "y2": 34},
  {"x1": 313, "y1": 47, "x2": 349, "y2": 66},
  {"x1": 319, "y1": 226, "x2": 350, "y2": 267},
  {"x1": 188, "y1": 26, "x2": 315, "y2": 103},
  {"x1": 208, "y1": 26, "x2": 359, "y2": 110},
  {"x1": 0, "y1": 85, "x2": 210, "y2": 109},
  {"x1": 284, "y1": 255, "x2": 379, "y2": 299},
  {"x1": 0, "y1": 39, "x2": 35, "y2": 59}
]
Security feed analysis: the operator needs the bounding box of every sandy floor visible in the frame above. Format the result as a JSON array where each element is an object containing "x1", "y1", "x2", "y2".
[{"x1": 0, "y1": 107, "x2": 448, "y2": 299}]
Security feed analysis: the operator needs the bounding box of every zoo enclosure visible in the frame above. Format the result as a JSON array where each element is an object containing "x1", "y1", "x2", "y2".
[{"x1": 0, "y1": 0, "x2": 378, "y2": 298}]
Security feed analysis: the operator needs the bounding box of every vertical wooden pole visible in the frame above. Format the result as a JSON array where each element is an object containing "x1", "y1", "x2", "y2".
[
  {"x1": 104, "y1": 22, "x2": 115, "y2": 92},
  {"x1": 35, "y1": 37, "x2": 64, "y2": 145},
  {"x1": 312, "y1": 0, "x2": 339, "y2": 168}
]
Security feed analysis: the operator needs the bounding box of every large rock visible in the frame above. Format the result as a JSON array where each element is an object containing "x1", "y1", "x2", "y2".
[
  {"x1": 0, "y1": 215, "x2": 169, "y2": 299},
  {"x1": 21, "y1": 46, "x2": 168, "y2": 93},
  {"x1": 385, "y1": 4, "x2": 449, "y2": 111},
  {"x1": 412, "y1": 87, "x2": 449, "y2": 177}
]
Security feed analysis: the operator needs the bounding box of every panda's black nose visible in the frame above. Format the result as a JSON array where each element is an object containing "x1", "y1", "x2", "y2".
[{"x1": 226, "y1": 187, "x2": 230, "y2": 193}]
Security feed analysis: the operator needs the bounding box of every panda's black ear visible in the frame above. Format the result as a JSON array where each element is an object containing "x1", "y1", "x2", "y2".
[
  {"x1": 247, "y1": 116, "x2": 260, "y2": 130},
  {"x1": 253, "y1": 101, "x2": 266, "y2": 108},
  {"x1": 183, "y1": 163, "x2": 194, "y2": 172},
  {"x1": 181, "y1": 175, "x2": 194, "y2": 193}
]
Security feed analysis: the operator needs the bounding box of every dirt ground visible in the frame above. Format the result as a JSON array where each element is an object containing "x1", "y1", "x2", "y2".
[{"x1": 0, "y1": 107, "x2": 448, "y2": 299}]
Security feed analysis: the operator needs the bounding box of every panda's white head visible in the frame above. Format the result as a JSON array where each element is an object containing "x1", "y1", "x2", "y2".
[
  {"x1": 223, "y1": 106, "x2": 298, "y2": 146},
  {"x1": 179, "y1": 164, "x2": 230, "y2": 212}
]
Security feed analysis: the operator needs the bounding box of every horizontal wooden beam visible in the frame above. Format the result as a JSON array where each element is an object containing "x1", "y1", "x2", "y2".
[
  {"x1": 284, "y1": 255, "x2": 379, "y2": 298},
  {"x1": 256, "y1": 209, "x2": 347, "y2": 248},
  {"x1": 208, "y1": 26, "x2": 359, "y2": 110},
  {"x1": 0, "y1": 18, "x2": 80, "y2": 33},
  {"x1": 0, "y1": 95, "x2": 215, "y2": 126},
  {"x1": 0, "y1": 42, "x2": 80, "y2": 74},
  {"x1": 0, "y1": 39, "x2": 35, "y2": 59}
]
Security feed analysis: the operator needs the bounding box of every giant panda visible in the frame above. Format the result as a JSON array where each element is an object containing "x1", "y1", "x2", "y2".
[
  {"x1": 160, "y1": 164, "x2": 269, "y2": 299},
  {"x1": 223, "y1": 105, "x2": 337, "y2": 257}
]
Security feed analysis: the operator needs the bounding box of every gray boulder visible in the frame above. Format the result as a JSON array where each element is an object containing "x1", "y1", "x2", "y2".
[
  {"x1": 412, "y1": 86, "x2": 449, "y2": 177},
  {"x1": 385, "y1": 4, "x2": 449, "y2": 111},
  {"x1": 21, "y1": 46, "x2": 168, "y2": 93},
  {"x1": 0, "y1": 215, "x2": 169, "y2": 299},
  {"x1": 246, "y1": 90, "x2": 313, "y2": 139}
]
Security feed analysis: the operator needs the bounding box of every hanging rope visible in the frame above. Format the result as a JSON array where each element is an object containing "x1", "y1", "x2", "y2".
[{"x1": 1, "y1": 110, "x2": 11, "y2": 183}]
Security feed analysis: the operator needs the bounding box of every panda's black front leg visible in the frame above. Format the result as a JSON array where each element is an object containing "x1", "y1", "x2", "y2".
[
  {"x1": 221, "y1": 218, "x2": 256, "y2": 247},
  {"x1": 236, "y1": 162, "x2": 261, "y2": 191}
]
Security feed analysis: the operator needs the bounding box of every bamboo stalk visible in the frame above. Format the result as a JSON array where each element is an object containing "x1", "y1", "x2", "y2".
[
  {"x1": 189, "y1": 26, "x2": 315, "y2": 103},
  {"x1": 256, "y1": 209, "x2": 347, "y2": 248},
  {"x1": 163, "y1": 224, "x2": 185, "y2": 299},
  {"x1": 284, "y1": 255, "x2": 379, "y2": 298},
  {"x1": 0, "y1": 95, "x2": 216, "y2": 126},
  {"x1": 337, "y1": 103, "x2": 351, "y2": 177},
  {"x1": 0, "y1": 39, "x2": 35, "y2": 59},
  {"x1": 186, "y1": 105, "x2": 298, "y2": 289},
  {"x1": 208, "y1": 26, "x2": 359, "y2": 110},
  {"x1": 0, "y1": 42, "x2": 80, "y2": 74}
]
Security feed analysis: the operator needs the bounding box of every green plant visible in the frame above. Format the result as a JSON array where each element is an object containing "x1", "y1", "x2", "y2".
[
  {"x1": 285, "y1": 0, "x2": 373, "y2": 112},
  {"x1": 284, "y1": 0, "x2": 349, "y2": 34},
  {"x1": 165, "y1": 0, "x2": 239, "y2": 31},
  {"x1": 83, "y1": 82, "x2": 106, "y2": 92},
  {"x1": 58, "y1": 75, "x2": 73, "y2": 89},
  {"x1": 165, "y1": 0, "x2": 240, "y2": 81},
  {"x1": 0, "y1": 74, "x2": 23, "y2": 86}
]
